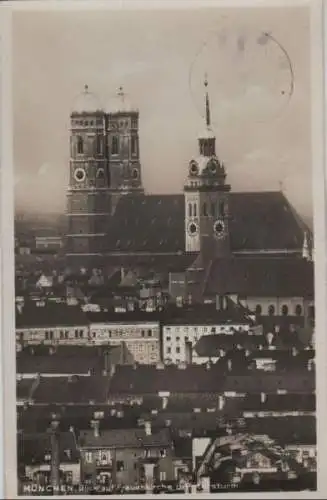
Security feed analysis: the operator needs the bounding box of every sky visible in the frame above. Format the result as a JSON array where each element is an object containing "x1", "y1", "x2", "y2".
[{"x1": 12, "y1": 4, "x2": 312, "y2": 220}]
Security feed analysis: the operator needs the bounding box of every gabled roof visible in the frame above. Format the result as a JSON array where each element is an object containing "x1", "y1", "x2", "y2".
[
  {"x1": 205, "y1": 256, "x2": 314, "y2": 297},
  {"x1": 104, "y1": 191, "x2": 309, "y2": 255},
  {"x1": 18, "y1": 431, "x2": 79, "y2": 465},
  {"x1": 79, "y1": 427, "x2": 171, "y2": 449},
  {"x1": 15, "y1": 303, "x2": 88, "y2": 328}
]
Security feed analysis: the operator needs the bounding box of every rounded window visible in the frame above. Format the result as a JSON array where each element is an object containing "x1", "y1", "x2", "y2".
[
  {"x1": 96, "y1": 168, "x2": 105, "y2": 179},
  {"x1": 189, "y1": 162, "x2": 199, "y2": 176},
  {"x1": 213, "y1": 220, "x2": 225, "y2": 237},
  {"x1": 281, "y1": 304, "x2": 289, "y2": 316},
  {"x1": 132, "y1": 168, "x2": 139, "y2": 179},
  {"x1": 268, "y1": 305, "x2": 275, "y2": 316},
  {"x1": 295, "y1": 304, "x2": 302, "y2": 316},
  {"x1": 255, "y1": 304, "x2": 262, "y2": 315}
]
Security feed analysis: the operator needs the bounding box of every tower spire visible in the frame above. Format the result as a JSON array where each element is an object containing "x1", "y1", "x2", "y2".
[{"x1": 204, "y1": 73, "x2": 211, "y2": 128}]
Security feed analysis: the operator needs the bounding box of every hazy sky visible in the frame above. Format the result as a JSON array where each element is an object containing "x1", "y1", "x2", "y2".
[{"x1": 13, "y1": 5, "x2": 312, "y2": 218}]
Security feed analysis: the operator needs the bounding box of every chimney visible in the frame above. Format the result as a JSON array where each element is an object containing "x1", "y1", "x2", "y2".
[
  {"x1": 144, "y1": 421, "x2": 152, "y2": 436},
  {"x1": 50, "y1": 420, "x2": 60, "y2": 493},
  {"x1": 260, "y1": 392, "x2": 266, "y2": 403},
  {"x1": 91, "y1": 419, "x2": 100, "y2": 438},
  {"x1": 266, "y1": 332, "x2": 274, "y2": 346},
  {"x1": 218, "y1": 395, "x2": 225, "y2": 410},
  {"x1": 227, "y1": 359, "x2": 232, "y2": 372},
  {"x1": 162, "y1": 396, "x2": 168, "y2": 410}
]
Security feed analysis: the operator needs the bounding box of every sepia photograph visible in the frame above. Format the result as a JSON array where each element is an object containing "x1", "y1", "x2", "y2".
[{"x1": 1, "y1": 0, "x2": 326, "y2": 497}]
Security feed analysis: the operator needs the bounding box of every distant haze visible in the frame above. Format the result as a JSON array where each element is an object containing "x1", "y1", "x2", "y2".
[{"x1": 13, "y1": 5, "x2": 312, "y2": 218}]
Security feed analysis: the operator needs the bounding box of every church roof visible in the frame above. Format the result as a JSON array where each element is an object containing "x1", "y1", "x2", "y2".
[
  {"x1": 204, "y1": 256, "x2": 314, "y2": 297},
  {"x1": 106, "y1": 191, "x2": 310, "y2": 256}
]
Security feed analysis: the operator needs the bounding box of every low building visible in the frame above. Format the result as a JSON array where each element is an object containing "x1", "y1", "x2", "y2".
[{"x1": 79, "y1": 422, "x2": 174, "y2": 490}]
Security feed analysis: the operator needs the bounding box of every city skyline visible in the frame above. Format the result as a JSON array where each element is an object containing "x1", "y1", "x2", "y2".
[{"x1": 13, "y1": 6, "x2": 312, "y2": 218}]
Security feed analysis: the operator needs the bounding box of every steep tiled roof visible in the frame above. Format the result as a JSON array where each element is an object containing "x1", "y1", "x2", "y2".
[
  {"x1": 205, "y1": 257, "x2": 314, "y2": 297},
  {"x1": 16, "y1": 303, "x2": 88, "y2": 328},
  {"x1": 79, "y1": 427, "x2": 171, "y2": 449},
  {"x1": 108, "y1": 365, "x2": 314, "y2": 395},
  {"x1": 105, "y1": 191, "x2": 309, "y2": 254},
  {"x1": 18, "y1": 431, "x2": 79, "y2": 465},
  {"x1": 16, "y1": 347, "x2": 105, "y2": 375},
  {"x1": 32, "y1": 375, "x2": 110, "y2": 404}
]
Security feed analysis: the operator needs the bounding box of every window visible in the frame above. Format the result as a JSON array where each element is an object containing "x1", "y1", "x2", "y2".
[
  {"x1": 211, "y1": 202, "x2": 215, "y2": 217},
  {"x1": 160, "y1": 449, "x2": 167, "y2": 457},
  {"x1": 255, "y1": 304, "x2": 262, "y2": 315},
  {"x1": 141, "y1": 330, "x2": 145, "y2": 337},
  {"x1": 147, "y1": 330, "x2": 152, "y2": 337},
  {"x1": 112, "y1": 136, "x2": 119, "y2": 155},
  {"x1": 96, "y1": 135, "x2": 102, "y2": 155},
  {"x1": 188, "y1": 203, "x2": 192, "y2": 217},
  {"x1": 85, "y1": 452, "x2": 93, "y2": 463},
  {"x1": 281, "y1": 304, "x2": 289, "y2": 316},
  {"x1": 193, "y1": 203, "x2": 197, "y2": 217},
  {"x1": 77, "y1": 136, "x2": 84, "y2": 154},
  {"x1": 295, "y1": 304, "x2": 302, "y2": 316},
  {"x1": 79, "y1": 330, "x2": 84, "y2": 338},
  {"x1": 219, "y1": 201, "x2": 225, "y2": 216},
  {"x1": 176, "y1": 347, "x2": 180, "y2": 354},
  {"x1": 116, "y1": 460, "x2": 124, "y2": 472},
  {"x1": 160, "y1": 471, "x2": 166, "y2": 481},
  {"x1": 203, "y1": 202, "x2": 208, "y2": 216},
  {"x1": 176, "y1": 336, "x2": 180, "y2": 342},
  {"x1": 131, "y1": 136, "x2": 137, "y2": 155},
  {"x1": 75, "y1": 330, "x2": 79, "y2": 339},
  {"x1": 166, "y1": 336, "x2": 171, "y2": 342},
  {"x1": 268, "y1": 305, "x2": 275, "y2": 316},
  {"x1": 309, "y1": 305, "x2": 315, "y2": 319}
]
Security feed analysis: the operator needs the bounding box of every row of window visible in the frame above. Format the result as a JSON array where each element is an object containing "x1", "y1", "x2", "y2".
[
  {"x1": 254, "y1": 304, "x2": 305, "y2": 316},
  {"x1": 187, "y1": 201, "x2": 225, "y2": 218},
  {"x1": 75, "y1": 135, "x2": 138, "y2": 156},
  {"x1": 91, "y1": 329, "x2": 155, "y2": 338}
]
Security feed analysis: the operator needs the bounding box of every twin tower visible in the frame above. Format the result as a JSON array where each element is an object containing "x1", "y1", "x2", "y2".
[{"x1": 66, "y1": 81, "x2": 231, "y2": 263}]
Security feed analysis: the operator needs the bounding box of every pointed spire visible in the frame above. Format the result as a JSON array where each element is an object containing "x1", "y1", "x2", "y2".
[
  {"x1": 302, "y1": 232, "x2": 310, "y2": 260},
  {"x1": 204, "y1": 73, "x2": 211, "y2": 128}
]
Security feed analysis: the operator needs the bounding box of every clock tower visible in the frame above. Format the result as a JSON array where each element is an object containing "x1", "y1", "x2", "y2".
[
  {"x1": 66, "y1": 85, "x2": 111, "y2": 264},
  {"x1": 184, "y1": 76, "x2": 231, "y2": 259}
]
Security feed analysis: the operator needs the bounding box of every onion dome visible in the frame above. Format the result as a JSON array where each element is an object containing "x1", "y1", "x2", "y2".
[
  {"x1": 71, "y1": 85, "x2": 103, "y2": 114},
  {"x1": 107, "y1": 86, "x2": 138, "y2": 114}
]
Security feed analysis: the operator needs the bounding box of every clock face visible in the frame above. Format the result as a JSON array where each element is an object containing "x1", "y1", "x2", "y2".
[
  {"x1": 213, "y1": 219, "x2": 225, "y2": 238},
  {"x1": 188, "y1": 221, "x2": 199, "y2": 236},
  {"x1": 74, "y1": 167, "x2": 86, "y2": 182},
  {"x1": 189, "y1": 162, "x2": 199, "y2": 176}
]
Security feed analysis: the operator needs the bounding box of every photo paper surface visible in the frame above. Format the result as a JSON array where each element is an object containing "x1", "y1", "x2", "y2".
[{"x1": 1, "y1": 0, "x2": 326, "y2": 498}]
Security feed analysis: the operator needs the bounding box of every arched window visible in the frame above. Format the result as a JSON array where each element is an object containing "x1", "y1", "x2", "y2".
[
  {"x1": 203, "y1": 202, "x2": 208, "y2": 216},
  {"x1": 77, "y1": 136, "x2": 84, "y2": 154},
  {"x1": 268, "y1": 305, "x2": 275, "y2": 316},
  {"x1": 255, "y1": 304, "x2": 262, "y2": 315},
  {"x1": 295, "y1": 304, "x2": 302, "y2": 316},
  {"x1": 188, "y1": 203, "x2": 192, "y2": 217},
  {"x1": 193, "y1": 203, "x2": 197, "y2": 217},
  {"x1": 219, "y1": 201, "x2": 225, "y2": 217},
  {"x1": 281, "y1": 304, "x2": 289, "y2": 316},
  {"x1": 96, "y1": 135, "x2": 102, "y2": 155},
  {"x1": 131, "y1": 136, "x2": 137, "y2": 155},
  {"x1": 112, "y1": 136, "x2": 119, "y2": 155},
  {"x1": 211, "y1": 202, "x2": 216, "y2": 217}
]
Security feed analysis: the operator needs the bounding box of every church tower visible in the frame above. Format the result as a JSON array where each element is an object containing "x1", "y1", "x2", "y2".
[
  {"x1": 65, "y1": 85, "x2": 111, "y2": 265},
  {"x1": 106, "y1": 86, "x2": 144, "y2": 210},
  {"x1": 184, "y1": 76, "x2": 231, "y2": 259}
]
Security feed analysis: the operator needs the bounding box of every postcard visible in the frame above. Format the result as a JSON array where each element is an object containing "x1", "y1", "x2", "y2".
[{"x1": 1, "y1": 0, "x2": 326, "y2": 498}]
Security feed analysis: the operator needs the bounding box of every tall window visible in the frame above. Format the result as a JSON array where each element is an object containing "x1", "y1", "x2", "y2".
[
  {"x1": 211, "y1": 202, "x2": 216, "y2": 217},
  {"x1": 268, "y1": 305, "x2": 275, "y2": 316},
  {"x1": 77, "y1": 136, "x2": 84, "y2": 154},
  {"x1": 96, "y1": 135, "x2": 102, "y2": 155},
  {"x1": 188, "y1": 203, "x2": 192, "y2": 217},
  {"x1": 281, "y1": 304, "x2": 289, "y2": 316},
  {"x1": 131, "y1": 136, "x2": 137, "y2": 155},
  {"x1": 112, "y1": 136, "x2": 119, "y2": 155},
  {"x1": 193, "y1": 203, "x2": 197, "y2": 217},
  {"x1": 295, "y1": 304, "x2": 302, "y2": 316},
  {"x1": 219, "y1": 201, "x2": 225, "y2": 217},
  {"x1": 203, "y1": 202, "x2": 208, "y2": 216}
]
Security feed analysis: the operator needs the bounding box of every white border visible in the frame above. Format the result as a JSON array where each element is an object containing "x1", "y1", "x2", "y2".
[{"x1": 1, "y1": 0, "x2": 326, "y2": 498}]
